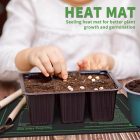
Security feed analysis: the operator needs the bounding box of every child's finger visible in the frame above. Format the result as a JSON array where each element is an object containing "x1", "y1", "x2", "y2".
[
  {"x1": 47, "y1": 52, "x2": 62, "y2": 75},
  {"x1": 77, "y1": 61, "x2": 85, "y2": 70},
  {"x1": 77, "y1": 59, "x2": 89, "y2": 70},
  {"x1": 98, "y1": 57, "x2": 108, "y2": 69},
  {"x1": 77, "y1": 61, "x2": 83, "y2": 70},
  {"x1": 56, "y1": 51, "x2": 68, "y2": 80},
  {"x1": 77, "y1": 61, "x2": 82, "y2": 70},
  {"x1": 77, "y1": 60, "x2": 83, "y2": 66},
  {"x1": 39, "y1": 54, "x2": 54, "y2": 75},
  {"x1": 91, "y1": 54, "x2": 104, "y2": 70},
  {"x1": 82, "y1": 59, "x2": 90, "y2": 70},
  {"x1": 59, "y1": 58, "x2": 68, "y2": 80},
  {"x1": 34, "y1": 58, "x2": 49, "y2": 77},
  {"x1": 93, "y1": 55, "x2": 110, "y2": 70},
  {"x1": 60, "y1": 62, "x2": 68, "y2": 80}
]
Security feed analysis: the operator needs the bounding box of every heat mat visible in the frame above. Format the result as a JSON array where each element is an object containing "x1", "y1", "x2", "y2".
[{"x1": 0, "y1": 94, "x2": 140, "y2": 138}]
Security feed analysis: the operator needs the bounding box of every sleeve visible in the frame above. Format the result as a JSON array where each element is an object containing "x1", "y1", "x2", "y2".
[
  {"x1": 108, "y1": 0, "x2": 140, "y2": 79},
  {"x1": 0, "y1": 0, "x2": 35, "y2": 81},
  {"x1": 111, "y1": 33, "x2": 140, "y2": 80}
]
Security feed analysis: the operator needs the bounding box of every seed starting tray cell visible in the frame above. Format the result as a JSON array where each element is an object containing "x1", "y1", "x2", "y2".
[{"x1": 0, "y1": 94, "x2": 140, "y2": 138}]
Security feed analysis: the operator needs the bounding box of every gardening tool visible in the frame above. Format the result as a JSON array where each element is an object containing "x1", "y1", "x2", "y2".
[
  {"x1": 0, "y1": 96, "x2": 26, "y2": 134},
  {"x1": 0, "y1": 89, "x2": 23, "y2": 110}
]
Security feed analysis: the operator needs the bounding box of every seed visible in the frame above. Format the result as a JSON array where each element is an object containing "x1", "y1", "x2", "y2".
[
  {"x1": 80, "y1": 86, "x2": 85, "y2": 90},
  {"x1": 99, "y1": 87, "x2": 104, "y2": 90},
  {"x1": 67, "y1": 86, "x2": 74, "y2": 91},
  {"x1": 63, "y1": 79, "x2": 67, "y2": 82},
  {"x1": 95, "y1": 76, "x2": 100, "y2": 80},
  {"x1": 92, "y1": 78, "x2": 96, "y2": 82},
  {"x1": 70, "y1": 88, "x2": 74, "y2": 91},
  {"x1": 94, "y1": 88, "x2": 98, "y2": 91},
  {"x1": 88, "y1": 75, "x2": 92, "y2": 79}
]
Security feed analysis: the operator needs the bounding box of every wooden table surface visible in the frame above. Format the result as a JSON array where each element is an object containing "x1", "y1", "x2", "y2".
[{"x1": 0, "y1": 79, "x2": 140, "y2": 140}]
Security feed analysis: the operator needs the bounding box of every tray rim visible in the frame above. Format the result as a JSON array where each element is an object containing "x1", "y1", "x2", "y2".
[{"x1": 19, "y1": 70, "x2": 121, "y2": 95}]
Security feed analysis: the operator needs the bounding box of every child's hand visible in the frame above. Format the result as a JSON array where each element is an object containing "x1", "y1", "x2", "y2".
[
  {"x1": 77, "y1": 52, "x2": 115, "y2": 71},
  {"x1": 15, "y1": 46, "x2": 68, "y2": 80}
]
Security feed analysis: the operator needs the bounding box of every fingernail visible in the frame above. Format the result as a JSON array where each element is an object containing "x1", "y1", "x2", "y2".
[
  {"x1": 63, "y1": 74, "x2": 68, "y2": 80},
  {"x1": 46, "y1": 73, "x2": 49, "y2": 77}
]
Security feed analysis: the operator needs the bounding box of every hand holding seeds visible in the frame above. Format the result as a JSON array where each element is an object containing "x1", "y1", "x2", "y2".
[
  {"x1": 15, "y1": 46, "x2": 68, "y2": 80},
  {"x1": 77, "y1": 52, "x2": 115, "y2": 71}
]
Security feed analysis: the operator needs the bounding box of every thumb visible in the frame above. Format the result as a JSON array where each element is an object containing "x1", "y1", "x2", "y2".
[{"x1": 77, "y1": 59, "x2": 90, "y2": 70}]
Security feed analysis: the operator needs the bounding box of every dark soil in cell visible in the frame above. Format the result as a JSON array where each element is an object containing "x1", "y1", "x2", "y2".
[
  {"x1": 126, "y1": 79, "x2": 140, "y2": 93},
  {"x1": 24, "y1": 72, "x2": 116, "y2": 93}
]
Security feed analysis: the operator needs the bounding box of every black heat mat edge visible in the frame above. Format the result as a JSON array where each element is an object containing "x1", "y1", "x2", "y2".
[{"x1": 0, "y1": 94, "x2": 140, "y2": 138}]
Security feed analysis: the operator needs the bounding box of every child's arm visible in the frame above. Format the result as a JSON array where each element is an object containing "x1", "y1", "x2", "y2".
[
  {"x1": 0, "y1": 0, "x2": 68, "y2": 81},
  {"x1": 0, "y1": 0, "x2": 35, "y2": 81}
]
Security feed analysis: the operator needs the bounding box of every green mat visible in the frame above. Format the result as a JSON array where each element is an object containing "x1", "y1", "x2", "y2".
[{"x1": 0, "y1": 94, "x2": 140, "y2": 138}]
